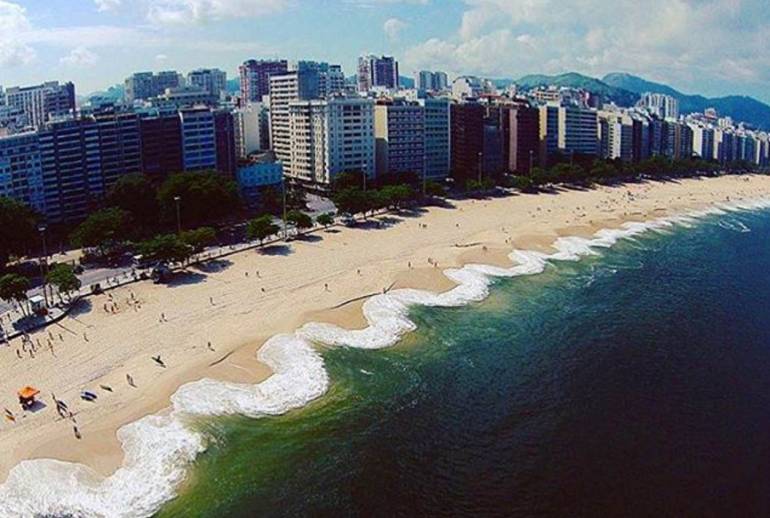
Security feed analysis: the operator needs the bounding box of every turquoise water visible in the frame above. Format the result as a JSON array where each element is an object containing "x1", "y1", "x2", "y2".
[{"x1": 158, "y1": 208, "x2": 770, "y2": 517}]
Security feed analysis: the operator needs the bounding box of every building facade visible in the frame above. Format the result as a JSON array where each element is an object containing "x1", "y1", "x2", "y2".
[
  {"x1": 187, "y1": 69, "x2": 227, "y2": 99},
  {"x1": 179, "y1": 107, "x2": 217, "y2": 172},
  {"x1": 357, "y1": 55, "x2": 399, "y2": 91},
  {"x1": 287, "y1": 97, "x2": 375, "y2": 186},
  {"x1": 239, "y1": 59, "x2": 288, "y2": 103},
  {"x1": 0, "y1": 132, "x2": 45, "y2": 214},
  {"x1": 5, "y1": 82, "x2": 76, "y2": 129},
  {"x1": 374, "y1": 99, "x2": 425, "y2": 178},
  {"x1": 125, "y1": 71, "x2": 181, "y2": 103}
]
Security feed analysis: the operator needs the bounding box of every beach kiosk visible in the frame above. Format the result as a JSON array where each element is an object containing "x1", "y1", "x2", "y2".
[
  {"x1": 17, "y1": 386, "x2": 40, "y2": 411},
  {"x1": 29, "y1": 295, "x2": 46, "y2": 315}
]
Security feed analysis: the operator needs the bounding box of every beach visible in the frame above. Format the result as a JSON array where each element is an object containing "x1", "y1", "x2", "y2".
[{"x1": 1, "y1": 174, "x2": 770, "y2": 489}]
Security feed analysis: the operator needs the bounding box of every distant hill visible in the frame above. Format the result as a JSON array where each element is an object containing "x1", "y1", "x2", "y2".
[
  {"x1": 399, "y1": 75, "x2": 415, "y2": 89},
  {"x1": 81, "y1": 84, "x2": 125, "y2": 103},
  {"x1": 603, "y1": 72, "x2": 770, "y2": 129},
  {"x1": 226, "y1": 78, "x2": 240, "y2": 94},
  {"x1": 515, "y1": 72, "x2": 639, "y2": 107}
]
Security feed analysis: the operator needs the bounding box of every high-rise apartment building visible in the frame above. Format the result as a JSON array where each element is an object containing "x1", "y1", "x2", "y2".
[
  {"x1": 450, "y1": 103, "x2": 485, "y2": 181},
  {"x1": 506, "y1": 103, "x2": 540, "y2": 174},
  {"x1": 179, "y1": 107, "x2": 217, "y2": 172},
  {"x1": 239, "y1": 59, "x2": 288, "y2": 103},
  {"x1": 5, "y1": 82, "x2": 76, "y2": 129},
  {"x1": 416, "y1": 71, "x2": 449, "y2": 92},
  {"x1": 418, "y1": 97, "x2": 451, "y2": 180},
  {"x1": 39, "y1": 119, "x2": 102, "y2": 223},
  {"x1": 187, "y1": 68, "x2": 228, "y2": 99},
  {"x1": 0, "y1": 132, "x2": 45, "y2": 214},
  {"x1": 125, "y1": 71, "x2": 181, "y2": 103},
  {"x1": 269, "y1": 71, "x2": 322, "y2": 169},
  {"x1": 287, "y1": 97, "x2": 375, "y2": 186},
  {"x1": 139, "y1": 114, "x2": 183, "y2": 182},
  {"x1": 357, "y1": 55, "x2": 399, "y2": 91},
  {"x1": 375, "y1": 99, "x2": 425, "y2": 178},
  {"x1": 638, "y1": 93, "x2": 680, "y2": 120},
  {"x1": 295, "y1": 61, "x2": 346, "y2": 98},
  {"x1": 92, "y1": 108, "x2": 142, "y2": 187},
  {"x1": 214, "y1": 110, "x2": 237, "y2": 177}
]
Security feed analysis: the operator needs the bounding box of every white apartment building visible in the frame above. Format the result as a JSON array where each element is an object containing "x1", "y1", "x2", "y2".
[
  {"x1": 288, "y1": 97, "x2": 375, "y2": 186},
  {"x1": 638, "y1": 93, "x2": 679, "y2": 120},
  {"x1": 235, "y1": 102, "x2": 269, "y2": 158}
]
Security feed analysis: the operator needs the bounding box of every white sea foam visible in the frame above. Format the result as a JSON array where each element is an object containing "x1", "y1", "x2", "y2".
[{"x1": 1, "y1": 198, "x2": 769, "y2": 517}]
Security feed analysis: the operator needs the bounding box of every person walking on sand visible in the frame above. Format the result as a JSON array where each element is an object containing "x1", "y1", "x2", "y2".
[
  {"x1": 126, "y1": 374, "x2": 135, "y2": 387},
  {"x1": 207, "y1": 341, "x2": 214, "y2": 351}
]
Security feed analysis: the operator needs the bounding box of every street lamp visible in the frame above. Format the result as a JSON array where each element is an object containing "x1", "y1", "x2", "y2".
[
  {"x1": 174, "y1": 196, "x2": 182, "y2": 235},
  {"x1": 282, "y1": 177, "x2": 289, "y2": 241},
  {"x1": 477, "y1": 151, "x2": 483, "y2": 183},
  {"x1": 38, "y1": 224, "x2": 49, "y2": 307}
]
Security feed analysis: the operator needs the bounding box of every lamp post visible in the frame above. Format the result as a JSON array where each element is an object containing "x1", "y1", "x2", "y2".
[
  {"x1": 174, "y1": 196, "x2": 182, "y2": 235},
  {"x1": 477, "y1": 151, "x2": 483, "y2": 184},
  {"x1": 282, "y1": 177, "x2": 288, "y2": 240},
  {"x1": 38, "y1": 224, "x2": 49, "y2": 307}
]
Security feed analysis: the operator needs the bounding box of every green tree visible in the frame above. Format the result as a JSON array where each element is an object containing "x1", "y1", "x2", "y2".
[
  {"x1": 286, "y1": 210, "x2": 313, "y2": 234},
  {"x1": 157, "y1": 172, "x2": 241, "y2": 227},
  {"x1": 138, "y1": 234, "x2": 192, "y2": 265},
  {"x1": 316, "y1": 212, "x2": 335, "y2": 228},
  {"x1": 247, "y1": 215, "x2": 279, "y2": 244},
  {"x1": 70, "y1": 208, "x2": 130, "y2": 256},
  {"x1": 180, "y1": 227, "x2": 217, "y2": 254},
  {"x1": 424, "y1": 180, "x2": 445, "y2": 198},
  {"x1": 380, "y1": 184, "x2": 414, "y2": 209},
  {"x1": 46, "y1": 263, "x2": 81, "y2": 302},
  {"x1": 0, "y1": 273, "x2": 30, "y2": 315},
  {"x1": 332, "y1": 188, "x2": 369, "y2": 217},
  {"x1": 0, "y1": 197, "x2": 37, "y2": 268},
  {"x1": 105, "y1": 174, "x2": 159, "y2": 232}
]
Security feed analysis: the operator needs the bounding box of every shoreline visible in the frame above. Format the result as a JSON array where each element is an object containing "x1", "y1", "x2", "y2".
[{"x1": 2, "y1": 175, "x2": 770, "y2": 516}]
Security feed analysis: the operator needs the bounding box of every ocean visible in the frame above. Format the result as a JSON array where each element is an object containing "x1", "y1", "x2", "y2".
[{"x1": 155, "y1": 203, "x2": 770, "y2": 517}]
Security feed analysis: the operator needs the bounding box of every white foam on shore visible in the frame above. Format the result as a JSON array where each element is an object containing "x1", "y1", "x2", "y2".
[{"x1": 2, "y1": 197, "x2": 770, "y2": 518}]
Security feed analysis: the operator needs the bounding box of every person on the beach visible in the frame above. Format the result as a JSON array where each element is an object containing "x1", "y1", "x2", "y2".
[{"x1": 126, "y1": 374, "x2": 135, "y2": 387}]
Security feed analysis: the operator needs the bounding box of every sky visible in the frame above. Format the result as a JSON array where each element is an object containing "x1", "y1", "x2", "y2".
[{"x1": 0, "y1": 0, "x2": 768, "y2": 103}]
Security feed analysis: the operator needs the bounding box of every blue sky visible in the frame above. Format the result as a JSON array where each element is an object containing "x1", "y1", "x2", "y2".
[{"x1": 1, "y1": 0, "x2": 768, "y2": 103}]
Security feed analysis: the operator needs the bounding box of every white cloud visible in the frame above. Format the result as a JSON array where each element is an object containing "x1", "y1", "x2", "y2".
[
  {"x1": 145, "y1": 0, "x2": 291, "y2": 24},
  {"x1": 94, "y1": 0, "x2": 122, "y2": 11},
  {"x1": 383, "y1": 17, "x2": 407, "y2": 41},
  {"x1": 155, "y1": 53, "x2": 168, "y2": 62},
  {"x1": 0, "y1": 0, "x2": 36, "y2": 67},
  {"x1": 60, "y1": 46, "x2": 99, "y2": 67},
  {"x1": 403, "y1": 0, "x2": 770, "y2": 95}
]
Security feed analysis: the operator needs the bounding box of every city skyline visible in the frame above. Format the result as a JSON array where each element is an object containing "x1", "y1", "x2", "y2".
[{"x1": 0, "y1": 0, "x2": 768, "y2": 104}]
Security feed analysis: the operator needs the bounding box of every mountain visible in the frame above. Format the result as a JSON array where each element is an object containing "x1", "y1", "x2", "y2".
[
  {"x1": 399, "y1": 76, "x2": 415, "y2": 88},
  {"x1": 603, "y1": 72, "x2": 770, "y2": 129},
  {"x1": 81, "y1": 84, "x2": 125, "y2": 102},
  {"x1": 515, "y1": 72, "x2": 639, "y2": 107}
]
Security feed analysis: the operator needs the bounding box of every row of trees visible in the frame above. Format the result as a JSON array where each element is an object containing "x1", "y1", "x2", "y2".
[
  {"x1": 508, "y1": 156, "x2": 761, "y2": 191},
  {"x1": 0, "y1": 263, "x2": 82, "y2": 316}
]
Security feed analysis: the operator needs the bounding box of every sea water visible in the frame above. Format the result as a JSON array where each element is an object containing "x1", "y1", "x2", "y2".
[{"x1": 157, "y1": 203, "x2": 770, "y2": 517}]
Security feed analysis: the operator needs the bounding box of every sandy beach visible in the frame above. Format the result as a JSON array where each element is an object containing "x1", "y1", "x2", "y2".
[{"x1": 1, "y1": 174, "x2": 770, "y2": 483}]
